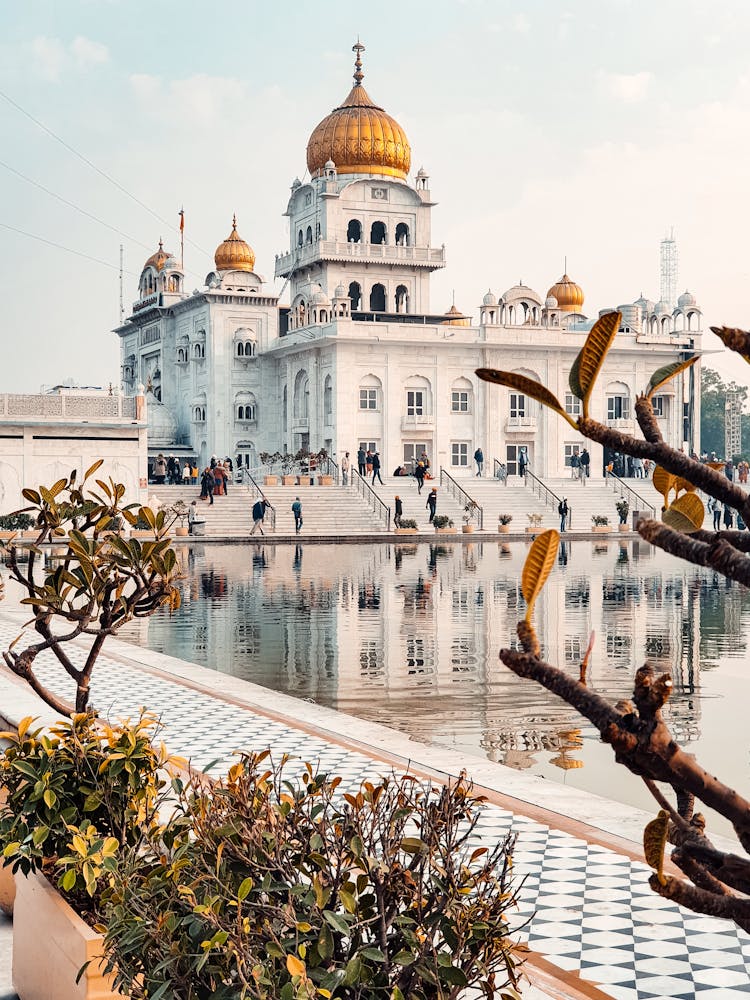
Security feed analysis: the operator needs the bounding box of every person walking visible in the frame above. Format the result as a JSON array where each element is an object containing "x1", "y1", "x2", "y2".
[
  {"x1": 200, "y1": 467, "x2": 214, "y2": 505},
  {"x1": 394, "y1": 495, "x2": 403, "y2": 528},
  {"x1": 558, "y1": 497, "x2": 569, "y2": 532},
  {"x1": 725, "y1": 459, "x2": 734, "y2": 482},
  {"x1": 153, "y1": 453, "x2": 167, "y2": 485},
  {"x1": 250, "y1": 497, "x2": 272, "y2": 535},
  {"x1": 426, "y1": 487, "x2": 437, "y2": 523},
  {"x1": 723, "y1": 503, "x2": 734, "y2": 529},
  {"x1": 357, "y1": 447, "x2": 366, "y2": 477},
  {"x1": 709, "y1": 497, "x2": 721, "y2": 531},
  {"x1": 415, "y1": 461, "x2": 426, "y2": 494},
  {"x1": 292, "y1": 496, "x2": 303, "y2": 534},
  {"x1": 580, "y1": 448, "x2": 590, "y2": 479},
  {"x1": 365, "y1": 450, "x2": 373, "y2": 475},
  {"x1": 371, "y1": 450, "x2": 384, "y2": 485},
  {"x1": 518, "y1": 448, "x2": 527, "y2": 478},
  {"x1": 188, "y1": 500, "x2": 198, "y2": 534},
  {"x1": 474, "y1": 447, "x2": 484, "y2": 477},
  {"x1": 570, "y1": 451, "x2": 580, "y2": 480},
  {"x1": 341, "y1": 452, "x2": 350, "y2": 486},
  {"x1": 182, "y1": 461, "x2": 191, "y2": 484}
]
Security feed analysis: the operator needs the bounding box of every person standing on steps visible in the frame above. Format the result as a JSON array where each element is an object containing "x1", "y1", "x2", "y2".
[
  {"x1": 709, "y1": 497, "x2": 721, "y2": 531},
  {"x1": 426, "y1": 487, "x2": 438, "y2": 523},
  {"x1": 415, "y1": 461, "x2": 426, "y2": 494},
  {"x1": 200, "y1": 467, "x2": 214, "y2": 505},
  {"x1": 518, "y1": 448, "x2": 528, "y2": 479},
  {"x1": 357, "y1": 447, "x2": 366, "y2": 477},
  {"x1": 394, "y1": 495, "x2": 403, "y2": 528},
  {"x1": 292, "y1": 496, "x2": 303, "y2": 534},
  {"x1": 570, "y1": 450, "x2": 580, "y2": 480},
  {"x1": 371, "y1": 450, "x2": 383, "y2": 486},
  {"x1": 341, "y1": 452, "x2": 350, "y2": 486},
  {"x1": 558, "y1": 497, "x2": 569, "y2": 532},
  {"x1": 250, "y1": 498, "x2": 272, "y2": 535},
  {"x1": 474, "y1": 447, "x2": 484, "y2": 477},
  {"x1": 580, "y1": 448, "x2": 590, "y2": 479}
]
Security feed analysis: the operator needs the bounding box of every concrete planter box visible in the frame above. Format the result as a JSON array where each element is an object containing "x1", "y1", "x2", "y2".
[
  {"x1": 525, "y1": 526, "x2": 542, "y2": 535},
  {"x1": 174, "y1": 526, "x2": 189, "y2": 537},
  {"x1": 263, "y1": 475, "x2": 279, "y2": 486},
  {"x1": 618, "y1": 523, "x2": 630, "y2": 532},
  {"x1": 129, "y1": 530, "x2": 155, "y2": 539},
  {"x1": 592, "y1": 525, "x2": 611, "y2": 534},
  {"x1": 394, "y1": 528, "x2": 418, "y2": 535},
  {"x1": 281, "y1": 476, "x2": 297, "y2": 486},
  {"x1": 317, "y1": 475, "x2": 333, "y2": 486},
  {"x1": 462, "y1": 525, "x2": 475, "y2": 534},
  {"x1": 191, "y1": 521, "x2": 206, "y2": 537},
  {"x1": 13, "y1": 871, "x2": 123, "y2": 1000},
  {"x1": 0, "y1": 531, "x2": 16, "y2": 541},
  {"x1": 498, "y1": 524, "x2": 511, "y2": 533},
  {"x1": 297, "y1": 476, "x2": 314, "y2": 487},
  {"x1": 434, "y1": 527, "x2": 454, "y2": 534}
]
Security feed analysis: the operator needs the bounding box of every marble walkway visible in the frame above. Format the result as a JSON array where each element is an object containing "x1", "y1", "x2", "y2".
[{"x1": 0, "y1": 615, "x2": 748, "y2": 1000}]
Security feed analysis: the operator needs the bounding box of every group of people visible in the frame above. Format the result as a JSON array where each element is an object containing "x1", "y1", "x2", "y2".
[
  {"x1": 249, "y1": 496, "x2": 302, "y2": 536},
  {"x1": 708, "y1": 496, "x2": 747, "y2": 531},
  {"x1": 199, "y1": 457, "x2": 233, "y2": 503},
  {"x1": 569, "y1": 449, "x2": 591, "y2": 480},
  {"x1": 393, "y1": 487, "x2": 438, "y2": 527},
  {"x1": 153, "y1": 454, "x2": 200, "y2": 485}
]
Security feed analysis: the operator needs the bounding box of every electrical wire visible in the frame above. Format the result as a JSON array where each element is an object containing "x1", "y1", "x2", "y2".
[
  {"x1": 0, "y1": 86, "x2": 213, "y2": 260},
  {"x1": 0, "y1": 158, "x2": 154, "y2": 253},
  {"x1": 0, "y1": 221, "x2": 139, "y2": 275}
]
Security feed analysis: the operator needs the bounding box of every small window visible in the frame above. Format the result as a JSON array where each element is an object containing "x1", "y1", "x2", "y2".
[
  {"x1": 451, "y1": 390, "x2": 469, "y2": 413},
  {"x1": 360, "y1": 388, "x2": 378, "y2": 410},
  {"x1": 509, "y1": 393, "x2": 526, "y2": 419},
  {"x1": 607, "y1": 395, "x2": 630, "y2": 420},
  {"x1": 565, "y1": 393, "x2": 581, "y2": 417},
  {"x1": 406, "y1": 390, "x2": 424, "y2": 416},
  {"x1": 652, "y1": 395, "x2": 667, "y2": 418},
  {"x1": 451, "y1": 442, "x2": 469, "y2": 467}
]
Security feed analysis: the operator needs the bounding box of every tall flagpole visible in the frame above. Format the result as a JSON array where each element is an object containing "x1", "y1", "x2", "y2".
[{"x1": 179, "y1": 207, "x2": 185, "y2": 270}]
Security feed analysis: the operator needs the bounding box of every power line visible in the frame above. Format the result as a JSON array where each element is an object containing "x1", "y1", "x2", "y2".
[
  {"x1": 0, "y1": 221, "x2": 140, "y2": 275},
  {"x1": 0, "y1": 158, "x2": 154, "y2": 253},
  {"x1": 0, "y1": 86, "x2": 212, "y2": 261}
]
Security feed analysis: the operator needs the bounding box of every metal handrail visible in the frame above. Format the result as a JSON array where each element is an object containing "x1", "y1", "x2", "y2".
[
  {"x1": 352, "y1": 471, "x2": 391, "y2": 530},
  {"x1": 245, "y1": 473, "x2": 276, "y2": 531},
  {"x1": 525, "y1": 470, "x2": 570, "y2": 529},
  {"x1": 493, "y1": 458, "x2": 507, "y2": 485},
  {"x1": 606, "y1": 470, "x2": 657, "y2": 519},
  {"x1": 439, "y1": 467, "x2": 483, "y2": 530},
  {"x1": 324, "y1": 456, "x2": 340, "y2": 484}
]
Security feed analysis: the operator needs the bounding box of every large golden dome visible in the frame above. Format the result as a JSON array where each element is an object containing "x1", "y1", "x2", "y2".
[
  {"x1": 546, "y1": 273, "x2": 585, "y2": 313},
  {"x1": 143, "y1": 240, "x2": 171, "y2": 273},
  {"x1": 214, "y1": 215, "x2": 256, "y2": 273},
  {"x1": 306, "y1": 42, "x2": 411, "y2": 181}
]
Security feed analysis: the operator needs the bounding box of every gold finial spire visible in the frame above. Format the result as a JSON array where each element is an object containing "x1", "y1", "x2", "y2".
[
  {"x1": 353, "y1": 39, "x2": 365, "y2": 85},
  {"x1": 232, "y1": 213, "x2": 237, "y2": 230},
  {"x1": 158, "y1": 238, "x2": 163, "y2": 250}
]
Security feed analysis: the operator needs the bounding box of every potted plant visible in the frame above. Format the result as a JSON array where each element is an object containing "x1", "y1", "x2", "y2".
[
  {"x1": 498, "y1": 513, "x2": 513, "y2": 533},
  {"x1": 0, "y1": 713, "x2": 172, "y2": 1000},
  {"x1": 615, "y1": 499, "x2": 630, "y2": 532},
  {"x1": 316, "y1": 448, "x2": 333, "y2": 486},
  {"x1": 260, "y1": 451, "x2": 282, "y2": 486},
  {"x1": 166, "y1": 499, "x2": 190, "y2": 536},
  {"x1": 592, "y1": 514, "x2": 611, "y2": 534},
  {"x1": 395, "y1": 517, "x2": 418, "y2": 534},
  {"x1": 280, "y1": 454, "x2": 297, "y2": 486},
  {"x1": 432, "y1": 514, "x2": 454, "y2": 533},
  {"x1": 0, "y1": 512, "x2": 34, "y2": 540},
  {"x1": 101, "y1": 754, "x2": 522, "y2": 1000},
  {"x1": 526, "y1": 512, "x2": 543, "y2": 535},
  {"x1": 462, "y1": 499, "x2": 480, "y2": 533}
]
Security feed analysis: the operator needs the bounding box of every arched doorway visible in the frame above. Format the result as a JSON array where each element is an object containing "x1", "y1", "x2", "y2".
[{"x1": 369, "y1": 283, "x2": 386, "y2": 311}]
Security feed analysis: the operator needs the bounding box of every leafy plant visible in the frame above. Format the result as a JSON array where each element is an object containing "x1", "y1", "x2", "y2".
[
  {"x1": 0, "y1": 513, "x2": 34, "y2": 532},
  {"x1": 526, "y1": 513, "x2": 543, "y2": 528},
  {"x1": 498, "y1": 513, "x2": 513, "y2": 525},
  {"x1": 591, "y1": 515, "x2": 609, "y2": 527},
  {"x1": 398, "y1": 518, "x2": 418, "y2": 529},
  {"x1": 462, "y1": 500, "x2": 480, "y2": 525},
  {"x1": 615, "y1": 500, "x2": 629, "y2": 524},
  {"x1": 0, "y1": 464, "x2": 181, "y2": 714},
  {"x1": 432, "y1": 514, "x2": 453, "y2": 528},
  {"x1": 166, "y1": 500, "x2": 189, "y2": 528},
  {"x1": 0, "y1": 713, "x2": 171, "y2": 907},
  {"x1": 102, "y1": 753, "x2": 523, "y2": 1000}
]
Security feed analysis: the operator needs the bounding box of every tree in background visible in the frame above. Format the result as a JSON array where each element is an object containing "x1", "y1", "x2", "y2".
[{"x1": 700, "y1": 367, "x2": 750, "y2": 458}]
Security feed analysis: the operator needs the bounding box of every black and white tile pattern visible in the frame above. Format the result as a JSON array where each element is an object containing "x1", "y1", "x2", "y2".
[{"x1": 1, "y1": 622, "x2": 748, "y2": 998}]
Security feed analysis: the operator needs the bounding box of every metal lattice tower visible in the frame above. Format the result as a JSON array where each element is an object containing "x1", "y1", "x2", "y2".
[
  {"x1": 726, "y1": 388, "x2": 742, "y2": 460},
  {"x1": 660, "y1": 229, "x2": 678, "y2": 307}
]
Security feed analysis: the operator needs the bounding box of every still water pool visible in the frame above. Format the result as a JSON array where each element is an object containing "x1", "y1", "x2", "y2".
[{"x1": 123, "y1": 538, "x2": 750, "y2": 828}]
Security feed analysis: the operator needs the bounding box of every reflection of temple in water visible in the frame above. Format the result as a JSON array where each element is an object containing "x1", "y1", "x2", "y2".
[{"x1": 137, "y1": 540, "x2": 750, "y2": 775}]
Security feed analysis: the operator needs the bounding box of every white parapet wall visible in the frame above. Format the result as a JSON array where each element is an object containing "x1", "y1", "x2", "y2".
[{"x1": 0, "y1": 392, "x2": 148, "y2": 513}]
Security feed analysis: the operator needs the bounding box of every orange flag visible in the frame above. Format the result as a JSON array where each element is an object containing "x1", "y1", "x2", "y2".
[{"x1": 179, "y1": 208, "x2": 185, "y2": 232}]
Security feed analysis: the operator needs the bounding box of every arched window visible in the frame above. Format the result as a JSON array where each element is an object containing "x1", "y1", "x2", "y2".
[
  {"x1": 369, "y1": 283, "x2": 386, "y2": 312},
  {"x1": 395, "y1": 222, "x2": 409, "y2": 246},
  {"x1": 395, "y1": 284, "x2": 409, "y2": 313},
  {"x1": 236, "y1": 395, "x2": 257, "y2": 421},
  {"x1": 293, "y1": 370, "x2": 309, "y2": 420},
  {"x1": 404, "y1": 375, "x2": 432, "y2": 418},
  {"x1": 606, "y1": 381, "x2": 631, "y2": 423},
  {"x1": 297, "y1": 230, "x2": 304, "y2": 247},
  {"x1": 450, "y1": 377, "x2": 473, "y2": 414},
  {"x1": 359, "y1": 373, "x2": 382, "y2": 411},
  {"x1": 348, "y1": 282, "x2": 362, "y2": 311},
  {"x1": 283, "y1": 385, "x2": 288, "y2": 433},
  {"x1": 193, "y1": 343, "x2": 204, "y2": 360},
  {"x1": 315, "y1": 222, "x2": 321, "y2": 239},
  {"x1": 370, "y1": 221, "x2": 387, "y2": 245},
  {"x1": 324, "y1": 375, "x2": 333, "y2": 421},
  {"x1": 347, "y1": 219, "x2": 362, "y2": 242},
  {"x1": 306, "y1": 226, "x2": 313, "y2": 245}
]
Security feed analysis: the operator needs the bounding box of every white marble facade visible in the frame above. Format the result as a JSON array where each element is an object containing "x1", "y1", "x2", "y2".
[{"x1": 114, "y1": 44, "x2": 702, "y2": 480}]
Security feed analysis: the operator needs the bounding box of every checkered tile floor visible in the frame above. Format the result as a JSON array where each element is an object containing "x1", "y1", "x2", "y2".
[{"x1": 1, "y1": 619, "x2": 749, "y2": 998}]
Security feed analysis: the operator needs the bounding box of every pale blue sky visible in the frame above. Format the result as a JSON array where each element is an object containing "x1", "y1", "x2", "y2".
[{"x1": 1, "y1": 0, "x2": 749, "y2": 390}]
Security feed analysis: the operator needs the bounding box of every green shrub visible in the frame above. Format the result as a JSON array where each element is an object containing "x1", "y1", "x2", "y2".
[
  {"x1": 0, "y1": 513, "x2": 34, "y2": 531},
  {"x1": 103, "y1": 754, "x2": 522, "y2": 1000},
  {"x1": 398, "y1": 518, "x2": 418, "y2": 529},
  {"x1": 498, "y1": 513, "x2": 513, "y2": 525},
  {"x1": 432, "y1": 514, "x2": 453, "y2": 528},
  {"x1": 591, "y1": 514, "x2": 610, "y2": 527}
]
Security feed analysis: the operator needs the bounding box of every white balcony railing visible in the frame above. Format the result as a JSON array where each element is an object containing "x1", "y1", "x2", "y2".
[
  {"x1": 275, "y1": 240, "x2": 447, "y2": 277},
  {"x1": 402, "y1": 413, "x2": 435, "y2": 431},
  {"x1": 505, "y1": 415, "x2": 537, "y2": 432}
]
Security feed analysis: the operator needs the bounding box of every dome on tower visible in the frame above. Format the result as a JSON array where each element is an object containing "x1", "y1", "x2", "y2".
[
  {"x1": 654, "y1": 299, "x2": 671, "y2": 317},
  {"x1": 678, "y1": 290, "x2": 697, "y2": 309},
  {"x1": 214, "y1": 215, "x2": 256, "y2": 273},
  {"x1": 546, "y1": 273, "x2": 584, "y2": 313},
  {"x1": 634, "y1": 294, "x2": 654, "y2": 314},
  {"x1": 545, "y1": 295, "x2": 559, "y2": 309},
  {"x1": 142, "y1": 240, "x2": 172, "y2": 273},
  {"x1": 482, "y1": 289, "x2": 497, "y2": 306},
  {"x1": 333, "y1": 282, "x2": 347, "y2": 298},
  {"x1": 306, "y1": 41, "x2": 411, "y2": 181}
]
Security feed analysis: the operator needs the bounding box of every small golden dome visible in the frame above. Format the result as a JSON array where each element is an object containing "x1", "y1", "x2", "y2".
[
  {"x1": 306, "y1": 41, "x2": 411, "y2": 181},
  {"x1": 214, "y1": 215, "x2": 256, "y2": 273},
  {"x1": 442, "y1": 303, "x2": 471, "y2": 327},
  {"x1": 546, "y1": 273, "x2": 585, "y2": 313},
  {"x1": 143, "y1": 240, "x2": 171, "y2": 273}
]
